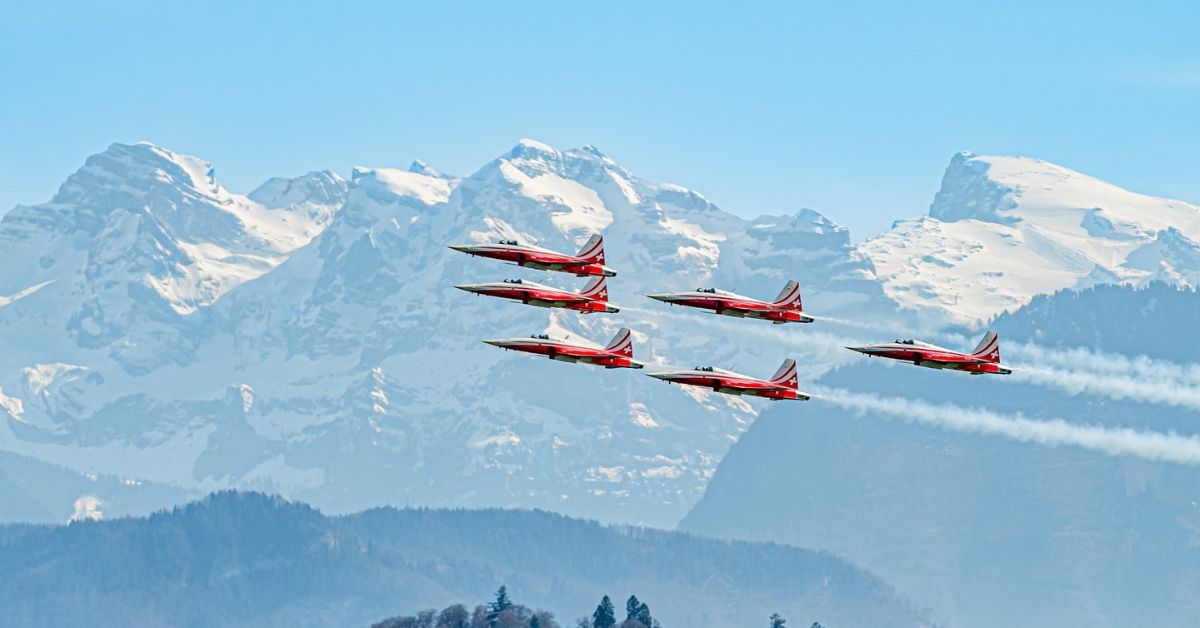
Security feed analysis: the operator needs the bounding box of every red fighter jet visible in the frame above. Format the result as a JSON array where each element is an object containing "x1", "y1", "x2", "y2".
[
  {"x1": 454, "y1": 276, "x2": 619, "y2": 314},
  {"x1": 483, "y1": 327, "x2": 643, "y2": 369},
  {"x1": 647, "y1": 358, "x2": 810, "y2": 400},
  {"x1": 448, "y1": 234, "x2": 616, "y2": 277},
  {"x1": 646, "y1": 280, "x2": 814, "y2": 324},
  {"x1": 846, "y1": 331, "x2": 1013, "y2": 375}
]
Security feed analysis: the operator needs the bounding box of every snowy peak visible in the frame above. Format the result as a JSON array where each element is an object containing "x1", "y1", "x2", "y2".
[
  {"x1": 52, "y1": 142, "x2": 220, "y2": 206},
  {"x1": 406, "y1": 159, "x2": 453, "y2": 179},
  {"x1": 862, "y1": 152, "x2": 1200, "y2": 325},
  {"x1": 248, "y1": 170, "x2": 347, "y2": 213},
  {"x1": 928, "y1": 152, "x2": 1018, "y2": 224}
]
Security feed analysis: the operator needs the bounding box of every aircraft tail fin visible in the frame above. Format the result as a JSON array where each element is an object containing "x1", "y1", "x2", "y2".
[
  {"x1": 772, "y1": 280, "x2": 803, "y2": 310},
  {"x1": 576, "y1": 234, "x2": 605, "y2": 264},
  {"x1": 971, "y1": 331, "x2": 1000, "y2": 363},
  {"x1": 604, "y1": 327, "x2": 634, "y2": 357},
  {"x1": 580, "y1": 276, "x2": 608, "y2": 301},
  {"x1": 768, "y1": 358, "x2": 799, "y2": 389}
]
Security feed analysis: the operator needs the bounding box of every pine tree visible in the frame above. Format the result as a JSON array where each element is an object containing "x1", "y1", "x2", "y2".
[
  {"x1": 810, "y1": 623, "x2": 824, "y2": 628},
  {"x1": 487, "y1": 586, "x2": 513, "y2": 628},
  {"x1": 624, "y1": 596, "x2": 641, "y2": 622},
  {"x1": 592, "y1": 595, "x2": 616, "y2": 628},
  {"x1": 769, "y1": 613, "x2": 787, "y2": 628},
  {"x1": 490, "y1": 586, "x2": 513, "y2": 613},
  {"x1": 635, "y1": 603, "x2": 652, "y2": 627},
  {"x1": 531, "y1": 616, "x2": 541, "y2": 628}
]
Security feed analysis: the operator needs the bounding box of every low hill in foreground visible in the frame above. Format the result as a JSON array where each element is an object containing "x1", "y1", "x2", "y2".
[{"x1": 0, "y1": 491, "x2": 928, "y2": 628}]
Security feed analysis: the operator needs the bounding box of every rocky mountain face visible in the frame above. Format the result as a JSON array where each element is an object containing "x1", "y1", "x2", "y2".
[
  {"x1": 0, "y1": 140, "x2": 888, "y2": 526},
  {"x1": 3, "y1": 141, "x2": 1197, "y2": 535},
  {"x1": 859, "y1": 151, "x2": 1200, "y2": 325}
]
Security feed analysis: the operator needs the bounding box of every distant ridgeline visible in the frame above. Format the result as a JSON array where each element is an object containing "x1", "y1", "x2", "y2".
[
  {"x1": 0, "y1": 492, "x2": 927, "y2": 628},
  {"x1": 991, "y1": 281, "x2": 1200, "y2": 361}
]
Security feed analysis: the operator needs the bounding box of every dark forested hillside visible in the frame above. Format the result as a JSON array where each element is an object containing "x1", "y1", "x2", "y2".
[
  {"x1": 0, "y1": 491, "x2": 927, "y2": 628},
  {"x1": 992, "y1": 282, "x2": 1200, "y2": 361}
]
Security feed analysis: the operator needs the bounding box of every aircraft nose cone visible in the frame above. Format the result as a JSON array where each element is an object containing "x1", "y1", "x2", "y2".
[
  {"x1": 845, "y1": 346, "x2": 870, "y2": 355},
  {"x1": 482, "y1": 339, "x2": 503, "y2": 347},
  {"x1": 454, "y1": 284, "x2": 479, "y2": 293},
  {"x1": 646, "y1": 294, "x2": 669, "y2": 302},
  {"x1": 448, "y1": 244, "x2": 471, "y2": 253},
  {"x1": 646, "y1": 372, "x2": 669, "y2": 380}
]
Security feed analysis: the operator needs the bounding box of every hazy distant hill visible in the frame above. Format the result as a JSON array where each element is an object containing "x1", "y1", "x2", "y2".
[
  {"x1": 679, "y1": 284, "x2": 1200, "y2": 628},
  {"x1": 992, "y1": 281, "x2": 1200, "y2": 362},
  {"x1": 0, "y1": 491, "x2": 929, "y2": 628}
]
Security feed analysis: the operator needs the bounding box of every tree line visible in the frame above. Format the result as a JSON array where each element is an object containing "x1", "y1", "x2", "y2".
[{"x1": 371, "y1": 586, "x2": 822, "y2": 628}]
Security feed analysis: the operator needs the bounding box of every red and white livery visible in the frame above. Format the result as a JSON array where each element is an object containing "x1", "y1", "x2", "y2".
[
  {"x1": 449, "y1": 234, "x2": 616, "y2": 277},
  {"x1": 646, "y1": 280, "x2": 814, "y2": 324},
  {"x1": 483, "y1": 328, "x2": 643, "y2": 369},
  {"x1": 454, "y1": 276, "x2": 619, "y2": 314},
  {"x1": 647, "y1": 358, "x2": 810, "y2": 400},
  {"x1": 846, "y1": 331, "x2": 1012, "y2": 375}
]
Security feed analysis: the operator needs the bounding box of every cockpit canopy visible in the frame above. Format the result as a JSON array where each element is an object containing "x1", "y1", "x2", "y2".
[
  {"x1": 530, "y1": 333, "x2": 551, "y2": 340},
  {"x1": 498, "y1": 239, "x2": 519, "y2": 246},
  {"x1": 694, "y1": 366, "x2": 716, "y2": 372},
  {"x1": 893, "y1": 339, "x2": 934, "y2": 347},
  {"x1": 503, "y1": 278, "x2": 524, "y2": 285},
  {"x1": 697, "y1": 287, "x2": 717, "y2": 294}
]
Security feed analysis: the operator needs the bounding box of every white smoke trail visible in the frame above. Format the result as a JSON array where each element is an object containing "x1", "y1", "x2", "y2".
[
  {"x1": 815, "y1": 386, "x2": 1200, "y2": 466},
  {"x1": 1008, "y1": 365, "x2": 1200, "y2": 411},
  {"x1": 1008, "y1": 341, "x2": 1200, "y2": 387},
  {"x1": 629, "y1": 306, "x2": 1200, "y2": 410}
]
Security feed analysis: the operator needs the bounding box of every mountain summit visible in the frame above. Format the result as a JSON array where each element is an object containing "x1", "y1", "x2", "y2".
[
  {"x1": 860, "y1": 151, "x2": 1200, "y2": 324},
  {"x1": 0, "y1": 140, "x2": 880, "y2": 526}
]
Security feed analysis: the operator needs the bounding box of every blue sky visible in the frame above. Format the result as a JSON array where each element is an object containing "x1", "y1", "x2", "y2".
[{"x1": 1, "y1": 1, "x2": 1197, "y2": 239}]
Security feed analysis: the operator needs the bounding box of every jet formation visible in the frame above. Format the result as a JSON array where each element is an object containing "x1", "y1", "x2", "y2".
[{"x1": 451, "y1": 231, "x2": 1009, "y2": 403}]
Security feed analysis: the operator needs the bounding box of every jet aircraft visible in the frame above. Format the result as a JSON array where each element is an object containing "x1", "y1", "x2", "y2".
[
  {"x1": 846, "y1": 331, "x2": 1012, "y2": 375},
  {"x1": 647, "y1": 358, "x2": 809, "y2": 400},
  {"x1": 449, "y1": 234, "x2": 616, "y2": 277},
  {"x1": 454, "y1": 276, "x2": 619, "y2": 313},
  {"x1": 483, "y1": 327, "x2": 643, "y2": 369},
  {"x1": 646, "y1": 280, "x2": 813, "y2": 324}
]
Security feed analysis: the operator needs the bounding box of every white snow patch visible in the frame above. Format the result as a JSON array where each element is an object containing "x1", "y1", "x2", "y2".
[
  {"x1": 629, "y1": 402, "x2": 660, "y2": 429},
  {"x1": 356, "y1": 167, "x2": 453, "y2": 205},
  {"x1": 588, "y1": 465, "x2": 626, "y2": 483},
  {"x1": 471, "y1": 431, "x2": 522, "y2": 450},
  {"x1": 239, "y1": 384, "x2": 255, "y2": 413},
  {"x1": 641, "y1": 465, "x2": 683, "y2": 479},
  {"x1": 22, "y1": 363, "x2": 88, "y2": 396},
  {"x1": 69, "y1": 495, "x2": 103, "y2": 522},
  {"x1": 657, "y1": 215, "x2": 724, "y2": 272},
  {"x1": 499, "y1": 161, "x2": 614, "y2": 234},
  {"x1": 0, "y1": 280, "x2": 55, "y2": 308},
  {"x1": 0, "y1": 387, "x2": 25, "y2": 421}
]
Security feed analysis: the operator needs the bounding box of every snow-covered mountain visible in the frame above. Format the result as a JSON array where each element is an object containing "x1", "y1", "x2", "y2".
[
  {"x1": 6, "y1": 141, "x2": 1195, "y2": 526},
  {"x1": 0, "y1": 140, "x2": 888, "y2": 526},
  {"x1": 861, "y1": 152, "x2": 1200, "y2": 325}
]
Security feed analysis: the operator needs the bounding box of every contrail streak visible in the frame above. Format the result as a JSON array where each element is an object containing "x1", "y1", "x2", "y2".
[
  {"x1": 628, "y1": 308, "x2": 1200, "y2": 410},
  {"x1": 815, "y1": 387, "x2": 1200, "y2": 466},
  {"x1": 1008, "y1": 342, "x2": 1200, "y2": 386},
  {"x1": 1008, "y1": 365, "x2": 1200, "y2": 411}
]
